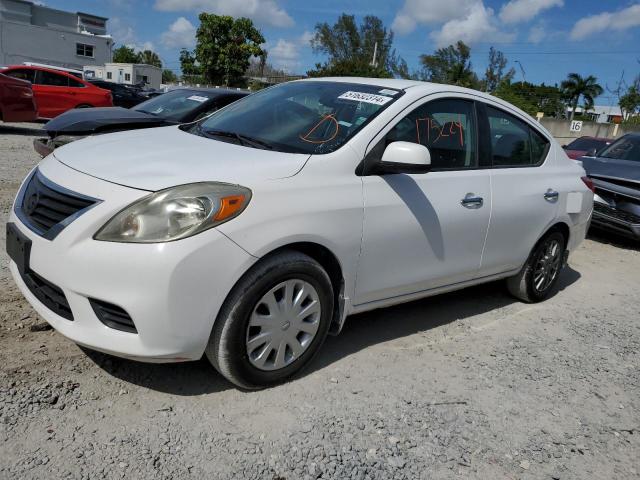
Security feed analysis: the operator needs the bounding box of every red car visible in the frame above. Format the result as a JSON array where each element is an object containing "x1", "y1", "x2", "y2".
[
  {"x1": 0, "y1": 72, "x2": 38, "y2": 122},
  {"x1": 1, "y1": 65, "x2": 112, "y2": 119},
  {"x1": 562, "y1": 136, "x2": 612, "y2": 159}
]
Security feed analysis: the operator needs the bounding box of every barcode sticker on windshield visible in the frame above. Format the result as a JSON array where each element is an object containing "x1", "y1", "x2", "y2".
[
  {"x1": 187, "y1": 95, "x2": 209, "y2": 103},
  {"x1": 338, "y1": 91, "x2": 393, "y2": 105}
]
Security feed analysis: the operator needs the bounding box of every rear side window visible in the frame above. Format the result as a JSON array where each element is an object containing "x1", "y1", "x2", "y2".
[
  {"x1": 68, "y1": 77, "x2": 85, "y2": 88},
  {"x1": 5, "y1": 69, "x2": 35, "y2": 83},
  {"x1": 35, "y1": 70, "x2": 68, "y2": 87},
  {"x1": 386, "y1": 98, "x2": 478, "y2": 170},
  {"x1": 487, "y1": 106, "x2": 549, "y2": 167}
]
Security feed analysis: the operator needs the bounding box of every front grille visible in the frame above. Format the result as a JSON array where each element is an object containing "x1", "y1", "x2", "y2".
[
  {"x1": 20, "y1": 270, "x2": 73, "y2": 320},
  {"x1": 593, "y1": 202, "x2": 640, "y2": 225},
  {"x1": 16, "y1": 169, "x2": 98, "y2": 240},
  {"x1": 90, "y1": 299, "x2": 137, "y2": 333}
]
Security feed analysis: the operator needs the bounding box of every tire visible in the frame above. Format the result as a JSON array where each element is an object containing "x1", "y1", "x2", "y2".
[
  {"x1": 206, "y1": 250, "x2": 334, "y2": 389},
  {"x1": 506, "y1": 230, "x2": 566, "y2": 303}
]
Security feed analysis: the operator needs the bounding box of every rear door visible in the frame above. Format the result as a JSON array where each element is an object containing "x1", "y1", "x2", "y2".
[
  {"x1": 478, "y1": 103, "x2": 558, "y2": 276},
  {"x1": 33, "y1": 70, "x2": 74, "y2": 118}
]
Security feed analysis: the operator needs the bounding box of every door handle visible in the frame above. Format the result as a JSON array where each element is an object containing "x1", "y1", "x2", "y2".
[
  {"x1": 461, "y1": 194, "x2": 483, "y2": 209},
  {"x1": 544, "y1": 189, "x2": 559, "y2": 201}
]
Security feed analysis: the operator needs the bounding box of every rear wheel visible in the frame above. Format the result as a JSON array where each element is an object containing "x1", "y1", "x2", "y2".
[
  {"x1": 206, "y1": 251, "x2": 333, "y2": 389},
  {"x1": 507, "y1": 231, "x2": 566, "y2": 303}
]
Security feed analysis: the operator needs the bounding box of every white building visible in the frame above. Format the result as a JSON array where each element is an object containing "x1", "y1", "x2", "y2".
[{"x1": 83, "y1": 63, "x2": 161, "y2": 89}]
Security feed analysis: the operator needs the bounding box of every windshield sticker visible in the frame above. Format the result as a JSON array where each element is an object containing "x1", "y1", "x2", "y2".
[
  {"x1": 337, "y1": 91, "x2": 393, "y2": 105},
  {"x1": 187, "y1": 95, "x2": 209, "y2": 103},
  {"x1": 338, "y1": 120, "x2": 352, "y2": 127},
  {"x1": 378, "y1": 89, "x2": 399, "y2": 96}
]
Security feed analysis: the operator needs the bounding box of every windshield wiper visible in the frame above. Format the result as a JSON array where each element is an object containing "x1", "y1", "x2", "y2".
[{"x1": 201, "y1": 129, "x2": 274, "y2": 150}]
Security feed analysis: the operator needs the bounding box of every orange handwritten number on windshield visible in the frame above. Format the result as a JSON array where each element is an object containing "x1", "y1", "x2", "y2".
[{"x1": 299, "y1": 115, "x2": 339, "y2": 144}]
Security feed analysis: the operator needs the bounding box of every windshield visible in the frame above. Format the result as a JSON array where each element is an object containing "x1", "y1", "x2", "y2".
[
  {"x1": 133, "y1": 90, "x2": 213, "y2": 121},
  {"x1": 566, "y1": 137, "x2": 609, "y2": 151},
  {"x1": 597, "y1": 135, "x2": 640, "y2": 162},
  {"x1": 194, "y1": 81, "x2": 402, "y2": 154}
]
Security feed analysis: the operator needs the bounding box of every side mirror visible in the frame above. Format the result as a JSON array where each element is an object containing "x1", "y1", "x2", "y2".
[
  {"x1": 375, "y1": 141, "x2": 432, "y2": 174},
  {"x1": 585, "y1": 148, "x2": 597, "y2": 157}
]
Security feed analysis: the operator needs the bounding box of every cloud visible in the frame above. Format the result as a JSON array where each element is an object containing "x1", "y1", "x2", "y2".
[
  {"x1": 154, "y1": 0, "x2": 293, "y2": 28},
  {"x1": 570, "y1": 4, "x2": 640, "y2": 40},
  {"x1": 392, "y1": 0, "x2": 479, "y2": 35},
  {"x1": 161, "y1": 17, "x2": 196, "y2": 48},
  {"x1": 430, "y1": 3, "x2": 515, "y2": 47},
  {"x1": 266, "y1": 32, "x2": 314, "y2": 72},
  {"x1": 111, "y1": 17, "x2": 155, "y2": 52},
  {"x1": 527, "y1": 24, "x2": 546, "y2": 43},
  {"x1": 499, "y1": 0, "x2": 563, "y2": 25}
]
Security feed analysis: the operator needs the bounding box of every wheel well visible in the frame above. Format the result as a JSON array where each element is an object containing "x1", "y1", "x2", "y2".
[
  {"x1": 547, "y1": 222, "x2": 570, "y2": 245},
  {"x1": 265, "y1": 242, "x2": 345, "y2": 335}
]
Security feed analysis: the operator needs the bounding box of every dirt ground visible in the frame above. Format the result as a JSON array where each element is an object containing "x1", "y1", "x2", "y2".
[{"x1": 0, "y1": 123, "x2": 638, "y2": 480}]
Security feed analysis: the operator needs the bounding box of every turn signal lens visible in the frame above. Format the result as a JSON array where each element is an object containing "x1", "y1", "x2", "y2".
[{"x1": 214, "y1": 194, "x2": 247, "y2": 221}]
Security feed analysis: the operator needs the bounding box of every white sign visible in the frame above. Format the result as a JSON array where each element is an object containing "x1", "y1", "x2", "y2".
[
  {"x1": 337, "y1": 91, "x2": 392, "y2": 106},
  {"x1": 187, "y1": 95, "x2": 209, "y2": 103},
  {"x1": 570, "y1": 120, "x2": 583, "y2": 132}
]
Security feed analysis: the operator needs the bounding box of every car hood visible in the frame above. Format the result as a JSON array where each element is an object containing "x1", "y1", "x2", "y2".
[
  {"x1": 53, "y1": 126, "x2": 309, "y2": 191},
  {"x1": 44, "y1": 107, "x2": 171, "y2": 136},
  {"x1": 581, "y1": 156, "x2": 640, "y2": 183}
]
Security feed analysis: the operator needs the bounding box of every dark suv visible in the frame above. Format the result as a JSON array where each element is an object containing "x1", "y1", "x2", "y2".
[{"x1": 88, "y1": 80, "x2": 148, "y2": 108}]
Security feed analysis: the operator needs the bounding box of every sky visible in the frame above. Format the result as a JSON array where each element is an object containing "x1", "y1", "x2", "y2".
[{"x1": 45, "y1": 0, "x2": 640, "y2": 105}]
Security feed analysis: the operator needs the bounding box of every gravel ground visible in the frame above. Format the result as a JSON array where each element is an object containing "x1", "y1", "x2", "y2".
[{"x1": 0, "y1": 123, "x2": 638, "y2": 480}]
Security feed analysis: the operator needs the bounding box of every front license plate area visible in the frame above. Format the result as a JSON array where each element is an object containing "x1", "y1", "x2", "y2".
[{"x1": 6, "y1": 222, "x2": 31, "y2": 273}]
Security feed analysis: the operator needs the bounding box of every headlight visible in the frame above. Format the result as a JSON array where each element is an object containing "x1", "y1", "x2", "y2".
[{"x1": 94, "y1": 182, "x2": 251, "y2": 243}]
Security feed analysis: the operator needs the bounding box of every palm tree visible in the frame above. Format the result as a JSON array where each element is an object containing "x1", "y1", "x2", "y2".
[
  {"x1": 561, "y1": 73, "x2": 603, "y2": 121},
  {"x1": 137, "y1": 50, "x2": 162, "y2": 68}
]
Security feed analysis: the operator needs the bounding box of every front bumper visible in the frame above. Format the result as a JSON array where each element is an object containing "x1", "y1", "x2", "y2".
[{"x1": 8, "y1": 161, "x2": 257, "y2": 362}]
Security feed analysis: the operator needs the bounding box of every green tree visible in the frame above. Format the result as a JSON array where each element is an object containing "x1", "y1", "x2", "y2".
[
  {"x1": 307, "y1": 14, "x2": 403, "y2": 78},
  {"x1": 619, "y1": 85, "x2": 640, "y2": 119},
  {"x1": 194, "y1": 14, "x2": 264, "y2": 86},
  {"x1": 112, "y1": 45, "x2": 139, "y2": 63},
  {"x1": 162, "y1": 69, "x2": 177, "y2": 83},
  {"x1": 493, "y1": 82, "x2": 537, "y2": 115},
  {"x1": 561, "y1": 73, "x2": 604, "y2": 121},
  {"x1": 419, "y1": 41, "x2": 480, "y2": 88},
  {"x1": 179, "y1": 48, "x2": 201, "y2": 76},
  {"x1": 138, "y1": 50, "x2": 162, "y2": 68},
  {"x1": 483, "y1": 47, "x2": 514, "y2": 92}
]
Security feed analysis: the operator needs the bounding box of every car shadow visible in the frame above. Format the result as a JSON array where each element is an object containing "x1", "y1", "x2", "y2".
[
  {"x1": 0, "y1": 124, "x2": 43, "y2": 136},
  {"x1": 587, "y1": 228, "x2": 640, "y2": 252},
  {"x1": 84, "y1": 267, "x2": 581, "y2": 395}
]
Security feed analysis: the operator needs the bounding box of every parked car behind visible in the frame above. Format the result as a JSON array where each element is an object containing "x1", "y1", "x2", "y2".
[
  {"x1": 0, "y1": 72, "x2": 37, "y2": 122},
  {"x1": 34, "y1": 88, "x2": 248, "y2": 156},
  {"x1": 1, "y1": 65, "x2": 112, "y2": 119},
  {"x1": 7, "y1": 78, "x2": 592, "y2": 389},
  {"x1": 87, "y1": 80, "x2": 148, "y2": 108},
  {"x1": 563, "y1": 136, "x2": 612, "y2": 159},
  {"x1": 581, "y1": 133, "x2": 640, "y2": 239}
]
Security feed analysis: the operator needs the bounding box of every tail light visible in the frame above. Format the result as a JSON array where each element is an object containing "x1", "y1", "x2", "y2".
[{"x1": 581, "y1": 176, "x2": 595, "y2": 193}]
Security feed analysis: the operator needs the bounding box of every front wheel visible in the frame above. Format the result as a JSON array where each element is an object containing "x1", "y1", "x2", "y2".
[
  {"x1": 206, "y1": 251, "x2": 334, "y2": 389},
  {"x1": 507, "y1": 231, "x2": 566, "y2": 303}
]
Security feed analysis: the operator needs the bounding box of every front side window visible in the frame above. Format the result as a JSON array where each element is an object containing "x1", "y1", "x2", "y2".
[
  {"x1": 76, "y1": 43, "x2": 94, "y2": 58},
  {"x1": 384, "y1": 98, "x2": 477, "y2": 170},
  {"x1": 487, "y1": 106, "x2": 549, "y2": 167},
  {"x1": 195, "y1": 81, "x2": 402, "y2": 154},
  {"x1": 597, "y1": 135, "x2": 640, "y2": 161},
  {"x1": 35, "y1": 70, "x2": 68, "y2": 87}
]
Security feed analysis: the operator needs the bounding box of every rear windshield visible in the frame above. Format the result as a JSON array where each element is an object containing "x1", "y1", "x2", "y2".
[
  {"x1": 193, "y1": 81, "x2": 403, "y2": 154},
  {"x1": 597, "y1": 135, "x2": 640, "y2": 162},
  {"x1": 566, "y1": 137, "x2": 609, "y2": 151}
]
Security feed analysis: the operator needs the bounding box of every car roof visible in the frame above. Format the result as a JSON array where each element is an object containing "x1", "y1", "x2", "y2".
[{"x1": 3, "y1": 64, "x2": 85, "y2": 80}]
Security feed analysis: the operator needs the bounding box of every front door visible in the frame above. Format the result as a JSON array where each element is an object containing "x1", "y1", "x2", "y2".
[{"x1": 355, "y1": 97, "x2": 492, "y2": 306}]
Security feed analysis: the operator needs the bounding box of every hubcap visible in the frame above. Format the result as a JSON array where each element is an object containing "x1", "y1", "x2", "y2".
[
  {"x1": 246, "y1": 279, "x2": 321, "y2": 371},
  {"x1": 533, "y1": 238, "x2": 561, "y2": 293}
]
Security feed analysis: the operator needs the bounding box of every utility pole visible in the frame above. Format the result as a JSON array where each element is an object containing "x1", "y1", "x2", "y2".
[{"x1": 370, "y1": 42, "x2": 378, "y2": 68}]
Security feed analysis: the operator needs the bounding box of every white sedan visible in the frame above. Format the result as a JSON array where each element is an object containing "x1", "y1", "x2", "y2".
[{"x1": 7, "y1": 78, "x2": 593, "y2": 389}]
